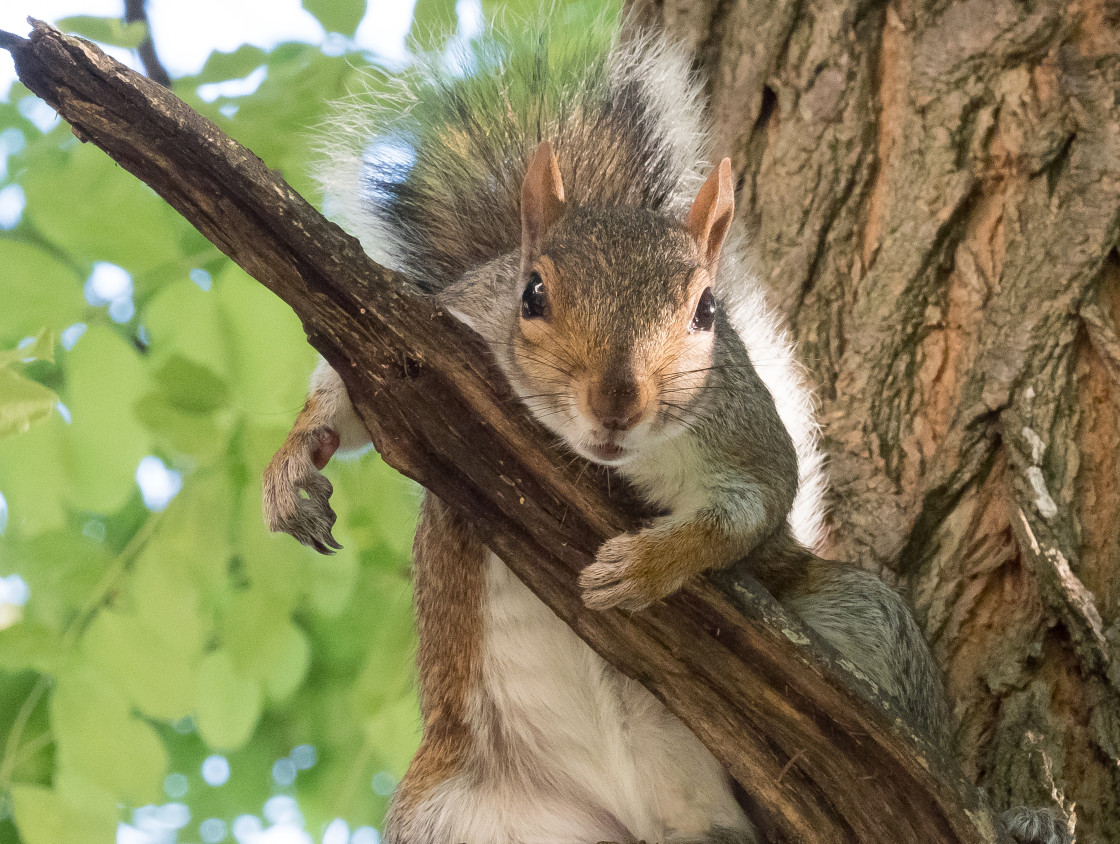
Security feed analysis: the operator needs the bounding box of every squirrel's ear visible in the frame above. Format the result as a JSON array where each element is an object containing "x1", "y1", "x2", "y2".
[
  {"x1": 521, "y1": 141, "x2": 566, "y2": 259},
  {"x1": 687, "y1": 158, "x2": 735, "y2": 267}
]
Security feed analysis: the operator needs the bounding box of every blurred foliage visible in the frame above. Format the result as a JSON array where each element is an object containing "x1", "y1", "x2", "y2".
[
  {"x1": 0, "y1": 4, "x2": 420, "y2": 843},
  {"x1": 0, "y1": 0, "x2": 605, "y2": 842}
]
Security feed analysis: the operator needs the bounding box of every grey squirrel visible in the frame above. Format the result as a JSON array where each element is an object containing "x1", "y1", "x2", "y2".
[{"x1": 263, "y1": 21, "x2": 1070, "y2": 844}]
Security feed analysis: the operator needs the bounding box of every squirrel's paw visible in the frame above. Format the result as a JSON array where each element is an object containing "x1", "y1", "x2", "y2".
[
  {"x1": 262, "y1": 427, "x2": 342, "y2": 555},
  {"x1": 580, "y1": 532, "x2": 682, "y2": 612}
]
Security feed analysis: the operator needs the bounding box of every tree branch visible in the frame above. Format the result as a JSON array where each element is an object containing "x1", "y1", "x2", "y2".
[{"x1": 1, "y1": 21, "x2": 1005, "y2": 843}]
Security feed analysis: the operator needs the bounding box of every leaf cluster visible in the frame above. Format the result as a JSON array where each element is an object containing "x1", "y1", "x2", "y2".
[{"x1": 0, "y1": 6, "x2": 422, "y2": 841}]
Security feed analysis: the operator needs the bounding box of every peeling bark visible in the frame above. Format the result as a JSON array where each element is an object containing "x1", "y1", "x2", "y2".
[{"x1": 639, "y1": 0, "x2": 1120, "y2": 837}]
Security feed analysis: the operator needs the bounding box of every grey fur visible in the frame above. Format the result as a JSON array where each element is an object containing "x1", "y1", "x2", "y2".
[
  {"x1": 669, "y1": 828, "x2": 754, "y2": 844},
  {"x1": 315, "y1": 24, "x2": 707, "y2": 291},
  {"x1": 786, "y1": 566, "x2": 954, "y2": 749},
  {"x1": 1000, "y1": 806, "x2": 1072, "y2": 844}
]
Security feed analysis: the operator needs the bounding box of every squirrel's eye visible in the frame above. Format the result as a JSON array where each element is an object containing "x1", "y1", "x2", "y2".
[
  {"x1": 522, "y1": 272, "x2": 548, "y2": 320},
  {"x1": 690, "y1": 287, "x2": 716, "y2": 332}
]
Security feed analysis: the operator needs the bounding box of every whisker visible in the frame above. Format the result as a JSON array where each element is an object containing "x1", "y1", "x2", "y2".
[{"x1": 516, "y1": 392, "x2": 570, "y2": 401}]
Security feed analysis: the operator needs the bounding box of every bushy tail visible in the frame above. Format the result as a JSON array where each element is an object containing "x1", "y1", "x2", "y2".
[
  {"x1": 1000, "y1": 806, "x2": 1072, "y2": 844},
  {"x1": 314, "y1": 18, "x2": 708, "y2": 291}
]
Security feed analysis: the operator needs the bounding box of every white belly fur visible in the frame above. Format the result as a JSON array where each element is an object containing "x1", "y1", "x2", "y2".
[{"x1": 409, "y1": 554, "x2": 754, "y2": 844}]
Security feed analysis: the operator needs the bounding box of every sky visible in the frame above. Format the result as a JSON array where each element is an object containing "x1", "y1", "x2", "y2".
[{"x1": 0, "y1": 0, "x2": 421, "y2": 98}]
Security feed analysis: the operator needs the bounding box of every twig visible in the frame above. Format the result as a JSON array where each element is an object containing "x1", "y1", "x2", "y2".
[{"x1": 122, "y1": 0, "x2": 170, "y2": 87}]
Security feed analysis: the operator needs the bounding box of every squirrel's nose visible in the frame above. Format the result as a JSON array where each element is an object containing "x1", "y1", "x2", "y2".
[{"x1": 587, "y1": 376, "x2": 645, "y2": 431}]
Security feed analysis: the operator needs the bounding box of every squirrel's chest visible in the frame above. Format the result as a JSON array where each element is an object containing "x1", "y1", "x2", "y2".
[
  {"x1": 472, "y1": 554, "x2": 746, "y2": 841},
  {"x1": 624, "y1": 435, "x2": 711, "y2": 513},
  {"x1": 479, "y1": 553, "x2": 641, "y2": 760}
]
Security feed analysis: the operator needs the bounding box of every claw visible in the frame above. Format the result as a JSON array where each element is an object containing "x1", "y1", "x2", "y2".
[
  {"x1": 579, "y1": 533, "x2": 659, "y2": 612},
  {"x1": 263, "y1": 427, "x2": 343, "y2": 554}
]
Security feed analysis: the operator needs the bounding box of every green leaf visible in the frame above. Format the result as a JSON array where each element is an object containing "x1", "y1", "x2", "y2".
[
  {"x1": 181, "y1": 47, "x2": 368, "y2": 197},
  {"x1": 328, "y1": 454, "x2": 421, "y2": 558},
  {"x1": 0, "y1": 331, "x2": 60, "y2": 441},
  {"x1": 11, "y1": 785, "x2": 117, "y2": 844},
  {"x1": 362, "y1": 693, "x2": 423, "y2": 775},
  {"x1": 0, "y1": 330, "x2": 56, "y2": 368},
  {"x1": 20, "y1": 142, "x2": 184, "y2": 278},
  {"x1": 134, "y1": 353, "x2": 231, "y2": 457},
  {"x1": 81, "y1": 551, "x2": 208, "y2": 721},
  {"x1": 143, "y1": 278, "x2": 233, "y2": 382},
  {"x1": 261, "y1": 622, "x2": 311, "y2": 701},
  {"x1": 0, "y1": 241, "x2": 82, "y2": 344},
  {"x1": 222, "y1": 588, "x2": 310, "y2": 700},
  {"x1": 0, "y1": 416, "x2": 69, "y2": 536},
  {"x1": 63, "y1": 325, "x2": 150, "y2": 512},
  {"x1": 82, "y1": 606, "x2": 198, "y2": 722},
  {"x1": 303, "y1": 0, "x2": 367, "y2": 36},
  {"x1": 195, "y1": 649, "x2": 262, "y2": 751},
  {"x1": 152, "y1": 353, "x2": 230, "y2": 413},
  {"x1": 134, "y1": 392, "x2": 226, "y2": 458},
  {"x1": 131, "y1": 550, "x2": 208, "y2": 652},
  {"x1": 50, "y1": 666, "x2": 168, "y2": 806},
  {"x1": 306, "y1": 543, "x2": 359, "y2": 617},
  {"x1": 0, "y1": 622, "x2": 60, "y2": 674},
  {"x1": 14, "y1": 532, "x2": 114, "y2": 633},
  {"x1": 192, "y1": 45, "x2": 269, "y2": 84},
  {"x1": 215, "y1": 263, "x2": 316, "y2": 417},
  {"x1": 55, "y1": 15, "x2": 149, "y2": 49},
  {"x1": 0, "y1": 22, "x2": 443, "y2": 836},
  {"x1": 132, "y1": 469, "x2": 233, "y2": 596},
  {"x1": 0, "y1": 369, "x2": 57, "y2": 439}
]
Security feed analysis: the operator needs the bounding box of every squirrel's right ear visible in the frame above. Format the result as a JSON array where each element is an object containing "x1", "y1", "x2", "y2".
[
  {"x1": 687, "y1": 158, "x2": 735, "y2": 267},
  {"x1": 521, "y1": 141, "x2": 566, "y2": 261}
]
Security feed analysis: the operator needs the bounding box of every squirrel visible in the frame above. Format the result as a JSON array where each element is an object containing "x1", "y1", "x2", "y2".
[{"x1": 263, "y1": 21, "x2": 1071, "y2": 844}]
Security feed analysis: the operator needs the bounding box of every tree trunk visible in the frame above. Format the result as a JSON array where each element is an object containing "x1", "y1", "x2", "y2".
[{"x1": 633, "y1": 0, "x2": 1120, "y2": 838}]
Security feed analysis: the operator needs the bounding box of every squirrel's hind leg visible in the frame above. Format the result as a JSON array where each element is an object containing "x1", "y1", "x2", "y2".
[{"x1": 262, "y1": 359, "x2": 370, "y2": 553}]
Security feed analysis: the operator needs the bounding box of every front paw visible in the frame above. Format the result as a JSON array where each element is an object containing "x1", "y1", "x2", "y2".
[
  {"x1": 580, "y1": 532, "x2": 681, "y2": 612},
  {"x1": 262, "y1": 429, "x2": 342, "y2": 554}
]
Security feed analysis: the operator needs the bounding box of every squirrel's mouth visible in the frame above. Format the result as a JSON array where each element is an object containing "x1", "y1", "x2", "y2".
[{"x1": 585, "y1": 441, "x2": 628, "y2": 463}]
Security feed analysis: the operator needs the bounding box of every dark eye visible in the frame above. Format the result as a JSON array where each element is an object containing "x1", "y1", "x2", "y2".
[
  {"x1": 690, "y1": 287, "x2": 716, "y2": 332},
  {"x1": 522, "y1": 271, "x2": 548, "y2": 319}
]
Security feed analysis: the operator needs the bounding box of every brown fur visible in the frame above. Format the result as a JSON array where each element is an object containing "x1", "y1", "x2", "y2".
[
  {"x1": 388, "y1": 494, "x2": 488, "y2": 821},
  {"x1": 686, "y1": 159, "x2": 735, "y2": 266},
  {"x1": 582, "y1": 511, "x2": 779, "y2": 613}
]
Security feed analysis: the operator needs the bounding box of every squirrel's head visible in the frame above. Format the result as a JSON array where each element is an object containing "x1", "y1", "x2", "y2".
[{"x1": 511, "y1": 142, "x2": 735, "y2": 466}]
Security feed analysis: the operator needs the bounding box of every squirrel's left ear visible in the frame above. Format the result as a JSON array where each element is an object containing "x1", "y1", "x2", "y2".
[
  {"x1": 521, "y1": 141, "x2": 566, "y2": 262},
  {"x1": 687, "y1": 158, "x2": 735, "y2": 267}
]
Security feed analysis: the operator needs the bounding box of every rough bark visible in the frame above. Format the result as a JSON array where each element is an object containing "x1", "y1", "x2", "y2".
[
  {"x1": 631, "y1": 0, "x2": 1120, "y2": 838},
  {"x1": 0, "y1": 21, "x2": 1013, "y2": 844}
]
